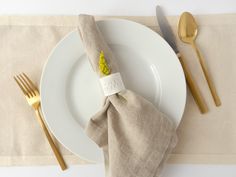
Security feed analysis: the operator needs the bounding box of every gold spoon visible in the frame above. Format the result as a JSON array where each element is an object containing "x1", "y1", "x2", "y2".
[{"x1": 178, "y1": 12, "x2": 221, "y2": 107}]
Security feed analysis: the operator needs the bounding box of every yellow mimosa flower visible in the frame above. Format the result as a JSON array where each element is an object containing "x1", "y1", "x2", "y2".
[{"x1": 99, "y1": 51, "x2": 111, "y2": 75}]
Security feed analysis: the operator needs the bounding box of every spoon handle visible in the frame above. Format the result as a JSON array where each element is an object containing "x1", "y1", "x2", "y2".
[
  {"x1": 177, "y1": 53, "x2": 208, "y2": 113},
  {"x1": 191, "y1": 42, "x2": 221, "y2": 106}
]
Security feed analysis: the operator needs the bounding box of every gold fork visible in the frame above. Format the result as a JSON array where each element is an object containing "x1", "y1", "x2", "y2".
[{"x1": 14, "y1": 73, "x2": 67, "y2": 170}]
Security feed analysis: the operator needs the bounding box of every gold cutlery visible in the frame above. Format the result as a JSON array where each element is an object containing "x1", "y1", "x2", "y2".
[
  {"x1": 178, "y1": 12, "x2": 221, "y2": 107},
  {"x1": 14, "y1": 73, "x2": 67, "y2": 170},
  {"x1": 156, "y1": 6, "x2": 208, "y2": 113}
]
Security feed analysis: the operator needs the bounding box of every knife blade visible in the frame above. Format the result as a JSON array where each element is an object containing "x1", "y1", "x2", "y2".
[
  {"x1": 156, "y1": 5, "x2": 179, "y2": 54},
  {"x1": 155, "y1": 5, "x2": 208, "y2": 113}
]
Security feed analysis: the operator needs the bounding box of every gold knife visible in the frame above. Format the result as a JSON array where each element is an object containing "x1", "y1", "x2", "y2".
[{"x1": 156, "y1": 6, "x2": 208, "y2": 113}]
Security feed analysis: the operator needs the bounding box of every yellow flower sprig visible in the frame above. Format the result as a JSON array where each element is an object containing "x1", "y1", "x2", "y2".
[{"x1": 99, "y1": 51, "x2": 111, "y2": 76}]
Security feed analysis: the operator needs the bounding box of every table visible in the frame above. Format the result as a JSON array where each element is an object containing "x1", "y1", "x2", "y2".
[{"x1": 1, "y1": 0, "x2": 236, "y2": 176}]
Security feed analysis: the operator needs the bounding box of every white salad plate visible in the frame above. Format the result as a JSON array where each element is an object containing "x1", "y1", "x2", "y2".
[{"x1": 40, "y1": 19, "x2": 186, "y2": 163}]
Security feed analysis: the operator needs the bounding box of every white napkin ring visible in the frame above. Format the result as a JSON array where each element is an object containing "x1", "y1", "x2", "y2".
[{"x1": 99, "y1": 73, "x2": 125, "y2": 96}]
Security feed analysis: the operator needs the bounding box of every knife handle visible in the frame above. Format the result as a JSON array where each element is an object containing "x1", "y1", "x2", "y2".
[{"x1": 177, "y1": 53, "x2": 208, "y2": 113}]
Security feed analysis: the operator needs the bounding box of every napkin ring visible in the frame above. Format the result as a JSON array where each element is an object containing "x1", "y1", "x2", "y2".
[{"x1": 99, "y1": 73, "x2": 125, "y2": 96}]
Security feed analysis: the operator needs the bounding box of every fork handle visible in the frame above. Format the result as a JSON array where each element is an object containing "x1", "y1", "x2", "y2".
[{"x1": 35, "y1": 109, "x2": 67, "y2": 170}]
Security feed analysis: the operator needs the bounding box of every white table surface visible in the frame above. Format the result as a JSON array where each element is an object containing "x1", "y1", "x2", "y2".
[{"x1": 1, "y1": 0, "x2": 236, "y2": 176}]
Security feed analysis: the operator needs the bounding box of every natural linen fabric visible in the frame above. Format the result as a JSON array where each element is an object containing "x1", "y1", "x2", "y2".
[{"x1": 78, "y1": 15, "x2": 177, "y2": 177}]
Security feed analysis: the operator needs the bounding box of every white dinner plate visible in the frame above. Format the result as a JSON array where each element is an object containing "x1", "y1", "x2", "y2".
[{"x1": 40, "y1": 19, "x2": 186, "y2": 163}]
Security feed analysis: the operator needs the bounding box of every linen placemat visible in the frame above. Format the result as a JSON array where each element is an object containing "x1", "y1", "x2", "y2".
[{"x1": 0, "y1": 14, "x2": 235, "y2": 166}]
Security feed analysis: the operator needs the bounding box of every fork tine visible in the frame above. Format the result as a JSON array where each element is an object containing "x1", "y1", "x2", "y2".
[
  {"x1": 22, "y1": 73, "x2": 38, "y2": 93},
  {"x1": 14, "y1": 76, "x2": 29, "y2": 97},
  {"x1": 17, "y1": 75, "x2": 33, "y2": 97},
  {"x1": 20, "y1": 73, "x2": 36, "y2": 96}
]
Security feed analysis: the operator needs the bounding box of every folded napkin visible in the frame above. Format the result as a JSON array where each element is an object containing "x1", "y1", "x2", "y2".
[{"x1": 78, "y1": 15, "x2": 177, "y2": 177}]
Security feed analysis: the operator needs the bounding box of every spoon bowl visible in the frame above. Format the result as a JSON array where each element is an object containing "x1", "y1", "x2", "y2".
[{"x1": 178, "y1": 12, "x2": 198, "y2": 44}]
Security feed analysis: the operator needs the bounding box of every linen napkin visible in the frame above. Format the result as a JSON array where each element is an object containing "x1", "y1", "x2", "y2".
[{"x1": 78, "y1": 14, "x2": 177, "y2": 177}]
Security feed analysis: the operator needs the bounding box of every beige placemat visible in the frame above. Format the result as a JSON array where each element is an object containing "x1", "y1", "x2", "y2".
[{"x1": 0, "y1": 14, "x2": 235, "y2": 166}]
